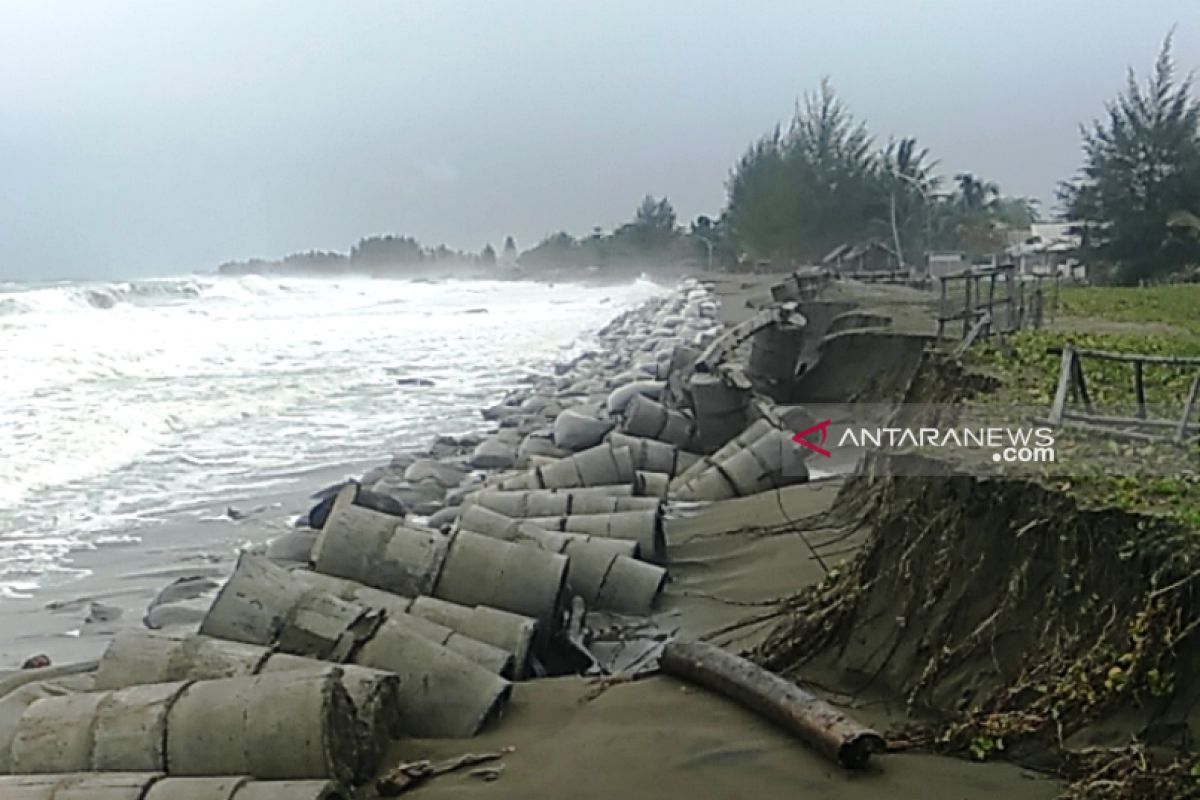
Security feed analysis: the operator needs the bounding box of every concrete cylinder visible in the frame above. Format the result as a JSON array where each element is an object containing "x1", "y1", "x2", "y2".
[
  {"x1": 634, "y1": 471, "x2": 670, "y2": 498},
  {"x1": 349, "y1": 618, "x2": 511, "y2": 737},
  {"x1": 620, "y1": 393, "x2": 695, "y2": 449},
  {"x1": 595, "y1": 555, "x2": 667, "y2": 614},
  {"x1": 288, "y1": 570, "x2": 513, "y2": 676},
  {"x1": 522, "y1": 509, "x2": 665, "y2": 563},
  {"x1": 0, "y1": 775, "x2": 351, "y2": 800},
  {"x1": 200, "y1": 554, "x2": 368, "y2": 662},
  {"x1": 95, "y1": 630, "x2": 268, "y2": 690},
  {"x1": 536, "y1": 445, "x2": 635, "y2": 489},
  {"x1": 608, "y1": 432, "x2": 700, "y2": 477},
  {"x1": 670, "y1": 418, "x2": 776, "y2": 490},
  {"x1": 461, "y1": 486, "x2": 656, "y2": 518},
  {"x1": 408, "y1": 597, "x2": 538, "y2": 681},
  {"x1": 313, "y1": 486, "x2": 448, "y2": 598},
  {"x1": 674, "y1": 427, "x2": 808, "y2": 501},
  {"x1": 7, "y1": 671, "x2": 367, "y2": 784},
  {"x1": 95, "y1": 631, "x2": 402, "y2": 759},
  {"x1": 434, "y1": 530, "x2": 567, "y2": 638},
  {"x1": 199, "y1": 557, "x2": 511, "y2": 738},
  {"x1": 165, "y1": 671, "x2": 361, "y2": 783},
  {"x1": 748, "y1": 321, "x2": 806, "y2": 398},
  {"x1": 688, "y1": 372, "x2": 752, "y2": 453}
]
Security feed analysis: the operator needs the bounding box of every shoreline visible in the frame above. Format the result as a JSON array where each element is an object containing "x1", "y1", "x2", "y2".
[{"x1": 0, "y1": 272, "x2": 1066, "y2": 799}]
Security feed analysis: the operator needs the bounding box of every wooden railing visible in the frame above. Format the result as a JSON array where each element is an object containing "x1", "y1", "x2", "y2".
[{"x1": 1043, "y1": 344, "x2": 1200, "y2": 444}]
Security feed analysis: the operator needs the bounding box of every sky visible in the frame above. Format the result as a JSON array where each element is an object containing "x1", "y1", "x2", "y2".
[{"x1": 0, "y1": 1, "x2": 1196, "y2": 281}]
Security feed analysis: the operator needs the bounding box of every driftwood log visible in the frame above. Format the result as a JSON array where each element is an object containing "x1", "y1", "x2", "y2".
[{"x1": 659, "y1": 640, "x2": 885, "y2": 769}]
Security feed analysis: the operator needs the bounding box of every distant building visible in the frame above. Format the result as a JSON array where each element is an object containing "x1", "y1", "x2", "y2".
[
  {"x1": 1007, "y1": 222, "x2": 1085, "y2": 278},
  {"x1": 927, "y1": 251, "x2": 970, "y2": 279},
  {"x1": 821, "y1": 241, "x2": 899, "y2": 273}
]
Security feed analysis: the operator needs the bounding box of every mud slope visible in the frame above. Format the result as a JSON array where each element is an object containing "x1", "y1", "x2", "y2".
[
  {"x1": 757, "y1": 452, "x2": 1199, "y2": 788},
  {"x1": 790, "y1": 330, "x2": 932, "y2": 405}
]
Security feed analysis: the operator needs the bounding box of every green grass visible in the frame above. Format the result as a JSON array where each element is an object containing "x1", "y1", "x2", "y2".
[
  {"x1": 966, "y1": 284, "x2": 1200, "y2": 526},
  {"x1": 1058, "y1": 284, "x2": 1200, "y2": 336}
]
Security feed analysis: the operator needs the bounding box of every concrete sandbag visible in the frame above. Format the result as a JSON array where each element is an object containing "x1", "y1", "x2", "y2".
[
  {"x1": 200, "y1": 557, "x2": 511, "y2": 738},
  {"x1": 0, "y1": 773, "x2": 153, "y2": 800},
  {"x1": 456, "y1": 505, "x2": 639, "y2": 558},
  {"x1": 634, "y1": 470, "x2": 670, "y2": 498},
  {"x1": 257, "y1": 657, "x2": 400, "y2": 771},
  {"x1": 673, "y1": 427, "x2": 809, "y2": 501},
  {"x1": 748, "y1": 320, "x2": 806, "y2": 400},
  {"x1": 403, "y1": 459, "x2": 467, "y2": 489},
  {"x1": 557, "y1": 541, "x2": 665, "y2": 614},
  {"x1": 592, "y1": 554, "x2": 667, "y2": 615},
  {"x1": 433, "y1": 530, "x2": 567, "y2": 638},
  {"x1": 408, "y1": 597, "x2": 538, "y2": 680},
  {"x1": 314, "y1": 486, "x2": 448, "y2": 598},
  {"x1": 0, "y1": 774, "x2": 349, "y2": 800},
  {"x1": 516, "y1": 431, "x2": 567, "y2": 467},
  {"x1": 146, "y1": 776, "x2": 350, "y2": 800},
  {"x1": 670, "y1": 418, "x2": 776, "y2": 491},
  {"x1": 620, "y1": 393, "x2": 695, "y2": 449},
  {"x1": 288, "y1": 571, "x2": 513, "y2": 676},
  {"x1": 95, "y1": 630, "x2": 401, "y2": 763},
  {"x1": 662, "y1": 345, "x2": 700, "y2": 408},
  {"x1": 0, "y1": 661, "x2": 99, "y2": 701},
  {"x1": 605, "y1": 381, "x2": 664, "y2": 415},
  {"x1": 469, "y1": 438, "x2": 517, "y2": 470},
  {"x1": 462, "y1": 487, "x2": 657, "y2": 518},
  {"x1": 288, "y1": 570, "x2": 536, "y2": 680},
  {"x1": 95, "y1": 630, "x2": 267, "y2": 689},
  {"x1": 265, "y1": 530, "x2": 318, "y2": 564},
  {"x1": 608, "y1": 432, "x2": 700, "y2": 477},
  {"x1": 201, "y1": 554, "x2": 370, "y2": 662},
  {"x1": 688, "y1": 372, "x2": 752, "y2": 453},
  {"x1": 8, "y1": 691, "x2": 110, "y2": 774},
  {"x1": 552, "y1": 409, "x2": 614, "y2": 452},
  {"x1": 536, "y1": 444, "x2": 635, "y2": 489},
  {"x1": 7, "y1": 671, "x2": 369, "y2": 783},
  {"x1": 350, "y1": 619, "x2": 510, "y2": 737},
  {"x1": 232, "y1": 780, "x2": 350, "y2": 800},
  {"x1": 0, "y1": 682, "x2": 80, "y2": 774},
  {"x1": 453, "y1": 511, "x2": 652, "y2": 613},
  {"x1": 165, "y1": 671, "x2": 362, "y2": 783},
  {"x1": 521, "y1": 509, "x2": 665, "y2": 563}
]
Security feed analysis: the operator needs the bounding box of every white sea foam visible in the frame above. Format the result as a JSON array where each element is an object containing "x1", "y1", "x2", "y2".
[{"x1": 0, "y1": 274, "x2": 665, "y2": 594}]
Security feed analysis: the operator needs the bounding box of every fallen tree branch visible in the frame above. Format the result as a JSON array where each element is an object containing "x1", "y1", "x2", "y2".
[
  {"x1": 659, "y1": 639, "x2": 885, "y2": 769},
  {"x1": 377, "y1": 748, "x2": 514, "y2": 796}
]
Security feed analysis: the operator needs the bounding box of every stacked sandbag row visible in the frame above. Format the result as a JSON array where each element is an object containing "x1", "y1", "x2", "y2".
[
  {"x1": 0, "y1": 774, "x2": 348, "y2": 800},
  {"x1": 671, "y1": 419, "x2": 810, "y2": 501},
  {"x1": 454, "y1": 505, "x2": 666, "y2": 613},
  {"x1": 199, "y1": 552, "x2": 511, "y2": 738},
  {"x1": 1, "y1": 668, "x2": 372, "y2": 785},
  {"x1": 313, "y1": 486, "x2": 567, "y2": 644}
]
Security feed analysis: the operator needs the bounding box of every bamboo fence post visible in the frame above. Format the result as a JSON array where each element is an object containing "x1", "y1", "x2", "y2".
[
  {"x1": 1048, "y1": 346, "x2": 1076, "y2": 425},
  {"x1": 1133, "y1": 360, "x2": 1147, "y2": 420},
  {"x1": 1177, "y1": 373, "x2": 1200, "y2": 444}
]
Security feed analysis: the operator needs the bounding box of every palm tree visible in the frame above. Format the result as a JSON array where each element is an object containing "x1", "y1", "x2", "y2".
[
  {"x1": 954, "y1": 173, "x2": 1000, "y2": 211},
  {"x1": 878, "y1": 138, "x2": 941, "y2": 265}
]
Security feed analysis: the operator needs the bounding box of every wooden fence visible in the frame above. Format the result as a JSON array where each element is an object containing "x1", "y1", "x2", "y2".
[
  {"x1": 1043, "y1": 344, "x2": 1200, "y2": 444},
  {"x1": 935, "y1": 265, "x2": 1060, "y2": 351}
]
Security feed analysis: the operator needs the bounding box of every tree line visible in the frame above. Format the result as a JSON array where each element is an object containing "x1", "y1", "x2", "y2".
[
  {"x1": 220, "y1": 36, "x2": 1197, "y2": 285},
  {"x1": 520, "y1": 35, "x2": 1198, "y2": 284}
]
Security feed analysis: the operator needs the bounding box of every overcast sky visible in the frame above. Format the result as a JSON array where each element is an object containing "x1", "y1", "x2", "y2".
[{"x1": 1, "y1": 1, "x2": 1196, "y2": 280}]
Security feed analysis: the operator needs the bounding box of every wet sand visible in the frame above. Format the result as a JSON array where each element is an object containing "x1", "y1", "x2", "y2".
[
  {"x1": 394, "y1": 675, "x2": 1057, "y2": 800},
  {"x1": 0, "y1": 459, "x2": 380, "y2": 665}
]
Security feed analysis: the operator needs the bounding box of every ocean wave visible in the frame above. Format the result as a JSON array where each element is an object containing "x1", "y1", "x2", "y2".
[{"x1": 0, "y1": 275, "x2": 298, "y2": 317}]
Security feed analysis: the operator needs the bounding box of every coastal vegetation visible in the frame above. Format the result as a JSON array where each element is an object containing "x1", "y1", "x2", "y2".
[{"x1": 219, "y1": 36, "x2": 1195, "y2": 287}]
